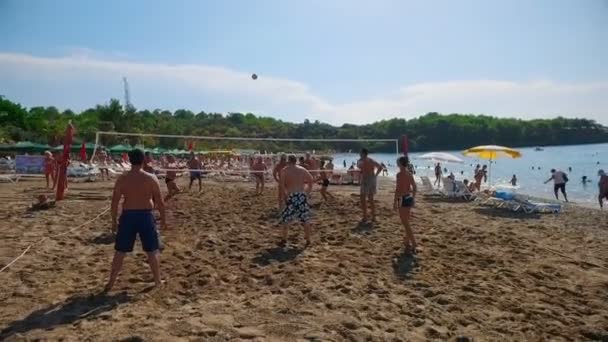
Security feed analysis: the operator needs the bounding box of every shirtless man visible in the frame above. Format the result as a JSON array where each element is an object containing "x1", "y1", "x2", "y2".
[
  {"x1": 272, "y1": 154, "x2": 288, "y2": 209},
  {"x1": 394, "y1": 156, "x2": 417, "y2": 253},
  {"x1": 251, "y1": 156, "x2": 267, "y2": 194},
  {"x1": 164, "y1": 155, "x2": 180, "y2": 201},
  {"x1": 143, "y1": 152, "x2": 155, "y2": 174},
  {"x1": 358, "y1": 148, "x2": 382, "y2": 222},
  {"x1": 319, "y1": 159, "x2": 335, "y2": 202},
  {"x1": 94, "y1": 150, "x2": 110, "y2": 181},
  {"x1": 279, "y1": 154, "x2": 314, "y2": 246},
  {"x1": 304, "y1": 152, "x2": 319, "y2": 176},
  {"x1": 105, "y1": 148, "x2": 167, "y2": 292},
  {"x1": 187, "y1": 152, "x2": 203, "y2": 192}
]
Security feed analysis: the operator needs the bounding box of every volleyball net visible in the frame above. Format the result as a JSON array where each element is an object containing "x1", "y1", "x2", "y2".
[{"x1": 91, "y1": 131, "x2": 400, "y2": 178}]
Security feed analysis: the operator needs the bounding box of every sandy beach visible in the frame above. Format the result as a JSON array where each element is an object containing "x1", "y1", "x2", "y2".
[{"x1": 1, "y1": 176, "x2": 607, "y2": 341}]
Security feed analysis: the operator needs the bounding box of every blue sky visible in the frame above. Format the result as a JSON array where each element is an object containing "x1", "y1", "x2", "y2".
[{"x1": 1, "y1": 0, "x2": 607, "y2": 124}]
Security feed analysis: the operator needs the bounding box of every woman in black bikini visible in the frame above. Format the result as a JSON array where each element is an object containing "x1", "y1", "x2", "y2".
[
  {"x1": 319, "y1": 160, "x2": 334, "y2": 202},
  {"x1": 394, "y1": 156, "x2": 417, "y2": 253}
]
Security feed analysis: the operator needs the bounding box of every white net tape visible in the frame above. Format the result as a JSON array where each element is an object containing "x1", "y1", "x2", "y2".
[{"x1": 90, "y1": 131, "x2": 399, "y2": 180}]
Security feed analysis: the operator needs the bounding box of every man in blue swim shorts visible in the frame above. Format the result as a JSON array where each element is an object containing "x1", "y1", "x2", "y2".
[
  {"x1": 279, "y1": 154, "x2": 314, "y2": 246},
  {"x1": 104, "y1": 148, "x2": 168, "y2": 292}
]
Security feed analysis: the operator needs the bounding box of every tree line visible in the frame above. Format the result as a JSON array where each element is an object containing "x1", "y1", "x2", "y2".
[{"x1": 1, "y1": 96, "x2": 607, "y2": 153}]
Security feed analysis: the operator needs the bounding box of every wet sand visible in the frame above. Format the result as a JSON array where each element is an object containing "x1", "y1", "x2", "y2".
[{"x1": 0, "y1": 177, "x2": 607, "y2": 341}]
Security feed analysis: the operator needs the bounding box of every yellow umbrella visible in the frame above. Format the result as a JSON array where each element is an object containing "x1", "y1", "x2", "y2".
[{"x1": 463, "y1": 145, "x2": 522, "y2": 184}]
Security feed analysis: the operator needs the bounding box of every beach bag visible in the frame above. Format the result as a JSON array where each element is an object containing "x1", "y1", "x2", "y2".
[{"x1": 563, "y1": 173, "x2": 569, "y2": 183}]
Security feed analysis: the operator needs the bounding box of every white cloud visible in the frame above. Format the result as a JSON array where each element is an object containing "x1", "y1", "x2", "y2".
[{"x1": 0, "y1": 52, "x2": 607, "y2": 125}]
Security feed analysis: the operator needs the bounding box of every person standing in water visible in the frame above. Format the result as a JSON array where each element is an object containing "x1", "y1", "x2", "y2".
[
  {"x1": 510, "y1": 174, "x2": 517, "y2": 186},
  {"x1": 434, "y1": 163, "x2": 443, "y2": 187},
  {"x1": 544, "y1": 169, "x2": 569, "y2": 202},
  {"x1": 358, "y1": 148, "x2": 382, "y2": 222},
  {"x1": 105, "y1": 148, "x2": 167, "y2": 292},
  {"x1": 598, "y1": 170, "x2": 608, "y2": 209},
  {"x1": 279, "y1": 154, "x2": 314, "y2": 246},
  {"x1": 394, "y1": 156, "x2": 417, "y2": 253}
]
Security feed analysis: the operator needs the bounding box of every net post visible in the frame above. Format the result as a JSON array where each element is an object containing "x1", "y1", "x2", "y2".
[
  {"x1": 395, "y1": 139, "x2": 399, "y2": 158},
  {"x1": 90, "y1": 131, "x2": 100, "y2": 163}
]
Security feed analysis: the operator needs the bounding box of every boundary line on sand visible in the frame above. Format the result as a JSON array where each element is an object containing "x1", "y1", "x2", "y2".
[{"x1": 0, "y1": 207, "x2": 110, "y2": 274}]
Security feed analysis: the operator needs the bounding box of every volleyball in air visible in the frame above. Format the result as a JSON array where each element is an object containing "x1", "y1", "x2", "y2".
[{"x1": 251, "y1": 73, "x2": 258, "y2": 80}]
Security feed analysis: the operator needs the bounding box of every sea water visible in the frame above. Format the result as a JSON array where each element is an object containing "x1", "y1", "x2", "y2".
[{"x1": 331, "y1": 143, "x2": 607, "y2": 206}]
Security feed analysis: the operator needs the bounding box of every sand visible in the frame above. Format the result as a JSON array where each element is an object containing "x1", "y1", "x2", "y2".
[{"x1": 0, "y1": 176, "x2": 607, "y2": 341}]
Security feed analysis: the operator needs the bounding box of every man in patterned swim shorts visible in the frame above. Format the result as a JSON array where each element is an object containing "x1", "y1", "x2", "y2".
[{"x1": 279, "y1": 154, "x2": 314, "y2": 246}]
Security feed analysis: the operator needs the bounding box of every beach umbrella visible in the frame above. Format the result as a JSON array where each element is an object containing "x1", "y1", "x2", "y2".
[
  {"x1": 418, "y1": 152, "x2": 464, "y2": 164},
  {"x1": 463, "y1": 145, "x2": 522, "y2": 184}
]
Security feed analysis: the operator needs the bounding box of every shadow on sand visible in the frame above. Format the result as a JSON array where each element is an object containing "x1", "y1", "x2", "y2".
[
  {"x1": 91, "y1": 232, "x2": 115, "y2": 245},
  {"x1": 350, "y1": 221, "x2": 375, "y2": 235},
  {"x1": 392, "y1": 251, "x2": 417, "y2": 279},
  {"x1": 252, "y1": 247, "x2": 304, "y2": 266},
  {"x1": 0, "y1": 292, "x2": 130, "y2": 339},
  {"x1": 473, "y1": 207, "x2": 541, "y2": 219}
]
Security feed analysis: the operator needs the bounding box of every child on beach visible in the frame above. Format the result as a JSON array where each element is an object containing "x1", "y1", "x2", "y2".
[{"x1": 394, "y1": 156, "x2": 417, "y2": 253}]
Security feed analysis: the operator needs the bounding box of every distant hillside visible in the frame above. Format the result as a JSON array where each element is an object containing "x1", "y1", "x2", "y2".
[{"x1": 1, "y1": 96, "x2": 607, "y2": 152}]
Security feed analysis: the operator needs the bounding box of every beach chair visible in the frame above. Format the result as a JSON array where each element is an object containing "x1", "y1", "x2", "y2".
[
  {"x1": 442, "y1": 178, "x2": 458, "y2": 197},
  {"x1": 519, "y1": 201, "x2": 561, "y2": 214},
  {"x1": 453, "y1": 181, "x2": 476, "y2": 200},
  {"x1": 420, "y1": 176, "x2": 434, "y2": 191}
]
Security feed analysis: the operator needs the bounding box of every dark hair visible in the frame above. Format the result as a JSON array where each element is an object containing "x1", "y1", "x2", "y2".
[
  {"x1": 129, "y1": 148, "x2": 145, "y2": 166},
  {"x1": 360, "y1": 148, "x2": 369, "y2": 156},
  {"x1": 145, "y1": 152, "x2": 151, "y2": 157},
  {"x1": 398, "y1": 156, "x2": 409, "y2": 167},
  {"x1": 288, "y1": 154, "x2": 297, "y2": 164},
  {"x1": 551, "y1": 169, "x2": 556, "y2": 173}
]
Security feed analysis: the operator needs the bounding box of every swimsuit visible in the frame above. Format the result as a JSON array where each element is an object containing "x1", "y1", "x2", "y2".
[
  {"x1": 554, "y1": 183, "x2": 566, "y2": 193},
  {"x1": 401, "y1": 194, "x2": 415, "y2": 208},
  {"x1": 115, "y1": 209, "x2": 159, "y2": 253},
  {"x1": 190, "y1": 170, "x2": 202, "y2": 180},
  {"x1": 360, "y1": 174, "x2": 377, "y2": 195},
  {"x1": 280, "y1": 192, "x2": 310, "y2": 224}
]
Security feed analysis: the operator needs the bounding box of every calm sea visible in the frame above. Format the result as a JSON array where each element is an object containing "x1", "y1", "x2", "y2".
[{"x1": 331, "y1": 143, "x2": 607, "y2": 206}]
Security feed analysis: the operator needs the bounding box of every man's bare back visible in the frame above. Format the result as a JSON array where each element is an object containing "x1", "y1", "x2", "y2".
[
  {"x1": 114, "y1": 170, "x2": 162, "y2": 211},
  {"x1": 358, "y1": 157, "x2": 381, "y2": 177},
  {"x1": 282, "y1": 164, "x2": 313, "y2": 194}
]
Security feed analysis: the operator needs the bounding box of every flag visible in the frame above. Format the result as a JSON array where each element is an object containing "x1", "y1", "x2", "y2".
[
  {"x1": 401, "y1": 135, "x2": 409, "y2": 155},
  {"x1": 79, "y1": 142, "x2": 87, "y2": 161},
  {"x1": 55, "y1": 123, "x2": 74, "y2": 201}
]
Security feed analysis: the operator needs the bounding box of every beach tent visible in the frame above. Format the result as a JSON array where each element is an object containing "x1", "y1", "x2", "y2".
[
  {"x1": 148, "y1": 147, "x2": 166, "y2": 155},
  {"x1": 463, "y1": 145, "x2": 522, "y2": 184},
  {"x1": 0, "y1": 141, "x2": 51, "y2": 153},
  {"x1": 52, "y1": 143, "x2": 99, "y2": 153},
  {"x1": 108, "y1": 144, "x2": 133, "y2": 153}
]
